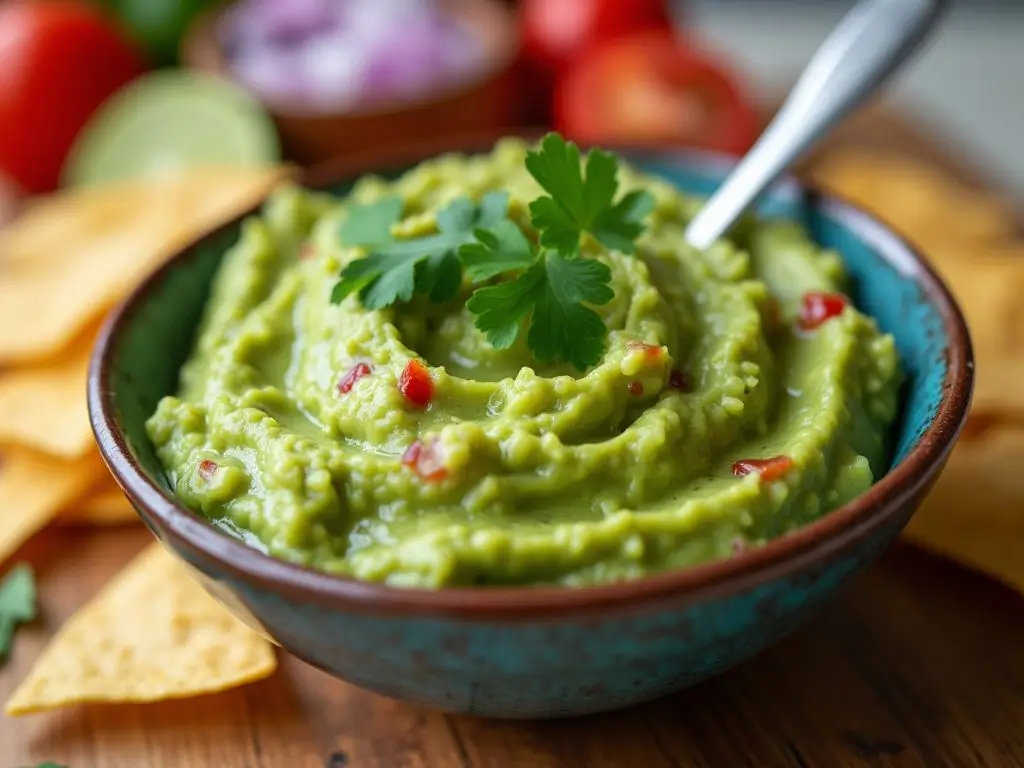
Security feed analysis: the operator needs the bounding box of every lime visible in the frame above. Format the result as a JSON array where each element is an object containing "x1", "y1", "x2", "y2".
[{"x1": 62, "y1": 70, "x2": 280, "y2": 188}]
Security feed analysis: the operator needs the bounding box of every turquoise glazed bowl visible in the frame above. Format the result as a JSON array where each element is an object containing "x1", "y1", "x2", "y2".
[{"x1": 88, "y1": 135, "x2": 973, "y2": 719}]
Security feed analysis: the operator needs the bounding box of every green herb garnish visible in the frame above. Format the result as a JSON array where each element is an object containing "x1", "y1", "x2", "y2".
[
  {"x1": 526, "y1": 133, "x2": 654, "y2": 256},
  {"x1": 332, "y1": 191, "x2": 508, "y2": 308},
  {"x1": 330, "y1": 133, "x2": 654, "y2": 370},
  {"x1": 468, "y1": 250, "x2": 614, "y2": 370},
  {"x1": 0, "y1": 563, "x2": 37, "y2": 662}
]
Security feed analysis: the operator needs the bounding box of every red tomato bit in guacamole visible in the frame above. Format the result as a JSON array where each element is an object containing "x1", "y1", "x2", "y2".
[
  {"x1": 732, "y1": 455, "x2": 793, "y2": 482},
  {"x1": 799, "y1": 292, "x2": 848, "y2": 330},
  {"x1": 402, "y1": 439, "x2": 447, "y2": 483},
  {"x1": 628, "y1": 381, "x2": 644, "y2": 397},
  {"x1": 198, "y1": 459, "x2": 218, "y2": 482},
  {"x1": 399, "y1": 360, "x2": 434, "y2": 407},
  {"x1": 337, "y1": 362, "x2": 372, "y2": 394},
  {"x1": 627, "y1": 341, "x2": 665, "y2": 361}
]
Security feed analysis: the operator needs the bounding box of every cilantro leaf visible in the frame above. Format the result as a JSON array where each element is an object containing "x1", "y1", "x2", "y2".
[
  {"x1": 459, "y1": 220, "x2": 536, "y2": 282},
  {"x1": 28, "y1": 763, "x2": 67, "y2": 768},
  {"x1": 591, "y1": 189, "x2": 656, "y2": 254},
  {"x1": 332, "y1": 191, "x2": 509, "y2": 309},
  {"x1": 529, "y1": 253, "x2": 614, "y2": 369},
  {"x1": 467, "y1": 252, "x2": 613, "y2": 369},
  {"x1": 526, "y1": 133, "x2": 654, "y2": 255},
  {"x1": 0, "y1": 563, "x2": 36, "y2": 662},
  {"x1": 466, "y1": 259, "x2": 544, "y2": 350}
]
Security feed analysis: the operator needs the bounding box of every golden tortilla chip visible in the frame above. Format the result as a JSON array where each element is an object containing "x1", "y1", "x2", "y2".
[
  {"x1": 0, "y1": 448, "x2": 99, "y2": 563},
  {"x1": 0, "y1": 327, "x2": 95, "y2": 458},
  {"x1": 808, "y1": 151, "x2": 1018, "y2": 253},
  {"x1": 0, "y1": 165, "x2": 292, "y2": 365},
  {"x1": 904, "y1": 429, "x2": 1024, "y2": 596},
  {"x1": 5, "y1": 542, "x2": 277, "y2": 715},
  {"x1": 59, "y1": 481, "x2": 137, "y2": 526}
]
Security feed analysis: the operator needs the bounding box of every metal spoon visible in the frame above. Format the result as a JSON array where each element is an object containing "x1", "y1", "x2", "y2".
[{"x1": 684, "y1": 0, "x2": 948, "y2": 250}]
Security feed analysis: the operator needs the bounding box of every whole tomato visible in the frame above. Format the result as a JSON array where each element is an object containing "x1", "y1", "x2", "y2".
[
  {"x1": 555, "y1": 31, "x2": 759, "y2": 155},
  {"x1": 521, "y1": 0, "x2": 674, "y2": 76},
  {"x1": 0, "y1": 2, "x2": 146, "y2": 193},
  {"x1": 519, "y1": 0, "x2": 673, "y2": 123}
]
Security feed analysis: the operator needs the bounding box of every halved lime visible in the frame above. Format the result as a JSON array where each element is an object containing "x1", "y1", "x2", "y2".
[{"x1": 62, "y1": 70, "x2": 280, "y2": 188}]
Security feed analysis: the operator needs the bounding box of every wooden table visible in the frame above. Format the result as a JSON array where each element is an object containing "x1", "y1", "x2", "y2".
[{"x1": 3, "y1": 104, "x2": 1022, "y2": 767}]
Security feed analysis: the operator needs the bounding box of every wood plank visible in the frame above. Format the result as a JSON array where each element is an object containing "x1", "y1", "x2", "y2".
[{"x1": 4, "y1": 530, "x2": 1024, "y2": 767}]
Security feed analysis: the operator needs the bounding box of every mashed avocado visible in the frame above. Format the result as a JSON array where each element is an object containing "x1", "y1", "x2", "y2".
[{"x1": 146, "y1": 138, "x2": 901, "y2": 587}]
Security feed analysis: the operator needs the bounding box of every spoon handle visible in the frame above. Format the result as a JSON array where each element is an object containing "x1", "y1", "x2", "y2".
[{"x1": 684, "y1": 0, "x2": 947, "y2": 250}]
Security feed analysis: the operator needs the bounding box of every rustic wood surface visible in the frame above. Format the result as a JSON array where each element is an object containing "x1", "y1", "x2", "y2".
[{"x1": 3, "y1": 104, "x2": 1022, "y2": 768}]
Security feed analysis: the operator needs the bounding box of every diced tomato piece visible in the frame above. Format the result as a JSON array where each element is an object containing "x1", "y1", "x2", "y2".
[
  {"x1": 198, "y1": 459, "x2": 218, "y2": 482},
  {"x1": 627, "y1": 341, "x2": 665, "y2": 361},
  {"x1": 628, "y1": 381, "x2": 644, "y2": 396},
  {"x1": 299, "y1": 243, "x2": 315, "y2": 260},
  {"x1": 399, "y1": 359, "x2": 434, "y2": 408},
  {"x1": 732, "y1": 455, "x2": 793, "y2": 482},
  {"x1": 668, "y1": 368, "x2": 691, "y2": 391},
  {"x1": 337, "y1": 361, "x2": 372, "y2": 394},
  {"x1": 798, "y1": 292, "x2": 848, "y2": 331},
  {"x1": 402, "y1": 439, "x2": 448, "y2": 483}
]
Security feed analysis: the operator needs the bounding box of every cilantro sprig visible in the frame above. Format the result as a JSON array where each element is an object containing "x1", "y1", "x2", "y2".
[
  {"x1": 0, "y1": 563, "x2": 36, "y2": 662},
  {"x1": 332, "y1": 191, "x2": 508, "y2": 308},
  {"x1": 330, "y1": 133, "x2": 654, "y2": 370}
]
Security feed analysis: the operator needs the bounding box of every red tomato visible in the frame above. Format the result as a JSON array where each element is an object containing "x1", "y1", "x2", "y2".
[
  {"x1": 731, "y1": 456, "x2": 793, "y2": 482},
  {"x1": 399, "y1": 359, "x2": 434, "y2": 408},
  {"x1": 0, "y1": 2, "x2": 145, "y2": 193},
  {"x1": 555, "y1": 31, "x2": 759, "y2": 156},
  {"x1": 798, "y1": 292, "x2": 849, "y2": 331},
  {"x1": 521, "y1": 0, "x2": 673, "y2": 77}
]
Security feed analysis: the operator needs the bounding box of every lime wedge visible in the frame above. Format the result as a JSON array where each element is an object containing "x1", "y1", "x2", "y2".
[{"x1": 62, "y1": 71, "x2": 280, "y2": 188}]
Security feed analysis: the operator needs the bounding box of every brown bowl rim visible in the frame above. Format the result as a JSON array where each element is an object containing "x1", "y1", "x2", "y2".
[
  {"x1": 181, "y1": 0, "x2": 521, "y2": 121},
  {"x1": 88, "y1": 132, "x2": 974, "y2": 620}
]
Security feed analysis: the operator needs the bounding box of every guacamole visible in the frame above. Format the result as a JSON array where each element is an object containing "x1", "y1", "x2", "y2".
[{"x1": 146, "y1": 139, "x2": 901, "y2": 587}]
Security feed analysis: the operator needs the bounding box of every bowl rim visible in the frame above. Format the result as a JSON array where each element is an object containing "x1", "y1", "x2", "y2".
[{"x1": 88, "y1": 132, "x2": 974, "y2": 620}]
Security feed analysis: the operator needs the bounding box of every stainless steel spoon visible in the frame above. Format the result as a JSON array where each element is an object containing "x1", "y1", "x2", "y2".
[{"x1": 684, "y1": 0, "x2": 948, "y2": 250}]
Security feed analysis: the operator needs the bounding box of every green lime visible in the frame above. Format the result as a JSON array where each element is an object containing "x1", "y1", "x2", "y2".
[{"x1": 62, "y1": 70, "x2": 280, "y2": 188}]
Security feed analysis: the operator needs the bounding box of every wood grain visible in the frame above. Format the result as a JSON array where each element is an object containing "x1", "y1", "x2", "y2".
[
  {"x1": 3, "y1": 106, "x2": 1022, "y2": 767},
  {"x1": 3, "y1": 529, "x2": 1024, "y2": 768}
]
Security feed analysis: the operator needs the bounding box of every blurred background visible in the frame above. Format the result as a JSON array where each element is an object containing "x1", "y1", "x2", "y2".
[
  {"x1": 691, "y1": 0, "x2": 1024, "y2": 193},
  {"x1": 2, "y1": 0, "x2": 1021, "y2": 207}
]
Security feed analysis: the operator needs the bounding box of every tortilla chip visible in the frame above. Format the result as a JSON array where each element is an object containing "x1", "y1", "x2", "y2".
[
  {"x1": 0, "y1": 448, "x2": 99, "y2": 563},
  {"x1": 5, "y1": 543, "x2": 277, "y2": 714},
  {"x1": 808, "y1": 151, "x2": 1018, "y2": 252},
  {"x1": 0, "y1": 327, "x2": 95, "y2": 458},
  {"x1": 904, "y1": 429, "x2": 1024, "y2": 596},
  {"x1": 0, "y1": 165, "x2": 292, "y2": 365},
  {"x1": 59, "y1": 482, "x2": 137, "y2": 526}
]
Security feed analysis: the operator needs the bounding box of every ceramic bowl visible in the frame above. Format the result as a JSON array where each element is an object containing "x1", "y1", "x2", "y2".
[
  {"x1": 180, "y1": 0, "x2": 521, "y2": 166},
  {"x1": 88, "y1": 135, "x2": 973, "y2": 719}
]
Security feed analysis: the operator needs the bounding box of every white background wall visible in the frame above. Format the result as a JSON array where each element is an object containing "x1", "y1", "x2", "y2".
[{"x1": 685, "y1": 1, "x2": 1024, "y2": 195}]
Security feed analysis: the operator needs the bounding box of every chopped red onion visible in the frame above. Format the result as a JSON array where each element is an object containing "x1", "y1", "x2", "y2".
[{"x1": 218, "y1": 0, "x2": 484, "y2": 110}]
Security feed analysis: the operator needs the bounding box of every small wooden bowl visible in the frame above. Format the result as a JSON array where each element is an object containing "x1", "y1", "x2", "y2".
[{"x1": 181, "y1": 0, "x2": 521, "y2": 165}]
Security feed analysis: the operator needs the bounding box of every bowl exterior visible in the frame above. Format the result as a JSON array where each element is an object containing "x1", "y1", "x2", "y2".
[
  {"x1": 134, "y1": 482, "x2": 926, "y2": 718},
  {"x1": 92, "y1": 140, "x2": 970, "y2": 718}
]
